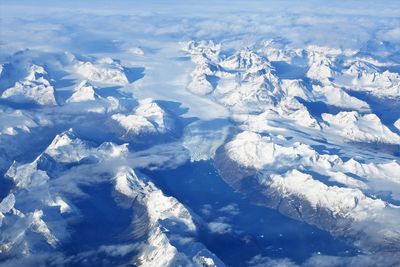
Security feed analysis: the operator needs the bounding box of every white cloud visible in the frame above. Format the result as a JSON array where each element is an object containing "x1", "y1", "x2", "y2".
[
  {"x1": 207, "y1": 221, "x2": 232, "y2": 234},
  {"x1": 218, "y1": 203, "x2": 240, "y2": 216}
]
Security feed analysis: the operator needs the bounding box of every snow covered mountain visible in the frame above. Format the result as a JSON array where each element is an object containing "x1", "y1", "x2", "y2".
[
  {"x1": 0, "y1": 130, "x2": 223, "y2": 266},
  {"x1": 1, "y1": 65, "x2": 57, "y2": 106},
  {"x1": 109, "y1": 98, "x2": 176, "y2": 142},
  {"x1": 1, "y1": 1, "x2": 400, "y2": 266},
  {"x1": 74, "y1": 58, "x2": 129, "y2": 86},
  {"x1": 66, "y1": 80, "x2": 100, "y2": 103}
]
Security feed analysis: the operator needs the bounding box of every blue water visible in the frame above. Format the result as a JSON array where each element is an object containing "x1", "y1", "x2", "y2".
[
  {"x1": 61, "y1": 182, "x2": 138, "y2": 266},
  {"x1": 143, "y1": 160, "x2": 357, "y2": 266},
  {"x1": 0, "y1": 177, "x2": 13, "y2": 200}
]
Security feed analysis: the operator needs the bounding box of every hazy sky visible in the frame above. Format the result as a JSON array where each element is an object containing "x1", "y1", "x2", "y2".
[{"x1": 1, "y1": 0, "x2": 399, "y2": 56}]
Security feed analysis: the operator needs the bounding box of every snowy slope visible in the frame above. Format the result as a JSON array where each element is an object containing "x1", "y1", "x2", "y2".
[
  {"x1": 1, "y1": 65, "x2": 57, "y2": 105},
  {"x1": 187, "y1": 40, "x2": 400, "y2": 261},
  {"x1": 321, "y1": 111, "x2": 400, "y2": 144},
  {"x1": 110, "y1": 98, "x2": 175, "y2": 141},
  {"x1": 0, "y1": 130, "x2": 223, "y2": 266},
  {"x1": 74, "y1": 58, "x2": 129, "y2": 86},
  {"x1": 66, "y1": 80, "x2": 100, "y2": 103},
  {"x1": 1, "y1": 1, "x2": 400, "y2": 266}
]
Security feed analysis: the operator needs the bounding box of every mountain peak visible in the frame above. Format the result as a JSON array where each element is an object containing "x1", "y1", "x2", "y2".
[
  {"x1": 26, "y1": 64, "x2": 47, "y2": 81},
  {"x1": 1, "y1": 64, "x2": 57, "y2": 106},
  {"x1": 66, "y1": 80, "x2": 100, "y2": 103},
  {"x1": 221, "y1": 48, "x2": 271, "y2": 71},
  {"x1": 45, "y1": 129, "x2": 93, "y2": 163}
]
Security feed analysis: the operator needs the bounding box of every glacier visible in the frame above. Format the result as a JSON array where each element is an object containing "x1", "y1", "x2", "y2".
[{"x1": 0, "y1": 1, "x2": 399, "y2": 266}]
